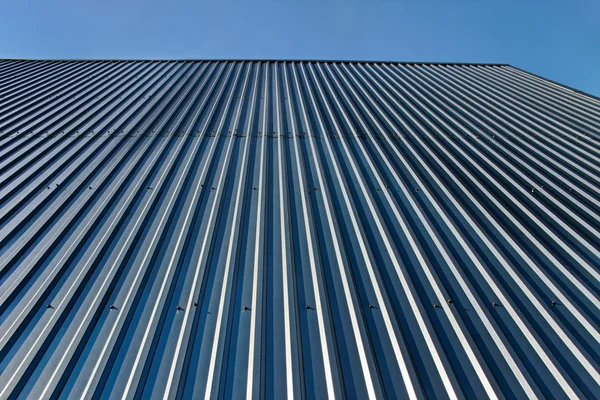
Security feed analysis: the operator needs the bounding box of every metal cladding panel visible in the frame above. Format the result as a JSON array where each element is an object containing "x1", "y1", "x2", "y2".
[{"x1": 0, "y1": 59, "x2": 599, "y2": 399}]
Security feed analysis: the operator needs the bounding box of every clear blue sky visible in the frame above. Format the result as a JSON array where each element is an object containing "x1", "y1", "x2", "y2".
[{"x1": 1, "y1": 0, "x2": 598, "y2": 96}]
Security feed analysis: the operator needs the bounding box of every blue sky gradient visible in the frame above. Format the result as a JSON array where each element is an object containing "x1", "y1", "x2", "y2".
[{"x1": 1, "y1": 0, "x2": 598, "y2": 96}]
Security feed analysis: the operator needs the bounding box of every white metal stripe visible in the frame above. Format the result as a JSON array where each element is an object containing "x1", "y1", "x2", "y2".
[{"x1": 246, "y1": 62, "x2": 269, "y2": 400}]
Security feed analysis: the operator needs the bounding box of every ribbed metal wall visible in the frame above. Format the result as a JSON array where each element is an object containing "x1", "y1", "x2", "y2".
[{"x1": 0, "y1": 59, "x2": 599, "y2": 399}]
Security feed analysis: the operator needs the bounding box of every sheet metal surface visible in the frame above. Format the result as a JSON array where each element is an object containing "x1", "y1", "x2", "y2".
[{"x1": 0, "y1": 60, "x2": 599, "y2": 399}]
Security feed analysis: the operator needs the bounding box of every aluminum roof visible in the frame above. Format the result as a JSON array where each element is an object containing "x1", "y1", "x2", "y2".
[{"x1": 0, "y1": 59, "x2": 599, "y2": 399}]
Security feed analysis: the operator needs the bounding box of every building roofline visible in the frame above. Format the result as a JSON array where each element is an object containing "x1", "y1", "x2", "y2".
[
  {"x1": 0, "y1": 58, "x2": 509, "y2": 67},
  {"x1": 506, "y1": 64, "x2": 600, "y2": 102}
]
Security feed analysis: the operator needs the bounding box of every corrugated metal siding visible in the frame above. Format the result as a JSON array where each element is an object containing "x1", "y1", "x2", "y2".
[{"x1": 0, "y1": 59, "x2": 599, "y2": 399}]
